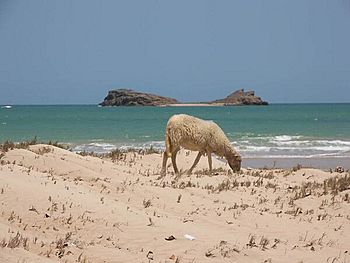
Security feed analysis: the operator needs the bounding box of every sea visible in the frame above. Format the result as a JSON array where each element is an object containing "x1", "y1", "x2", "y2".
[{"x1": 1, "y1": 104, "x2": 350, "y2": 159}]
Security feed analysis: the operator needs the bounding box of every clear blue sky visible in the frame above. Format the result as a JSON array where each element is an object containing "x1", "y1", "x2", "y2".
[{"x1": 0, "y1": 0, "x2": 350, "y2": 104}]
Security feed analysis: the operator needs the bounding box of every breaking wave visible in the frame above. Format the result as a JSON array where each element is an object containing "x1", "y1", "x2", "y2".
[
  {"x1": 234, "y1": 135, "x2": 350, "y2": 158},
  {"x1": 71, "y1": 135, "x2": 350, "y2": 158}
]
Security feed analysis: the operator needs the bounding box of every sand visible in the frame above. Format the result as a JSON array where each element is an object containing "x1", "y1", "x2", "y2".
[
  {"x1": 0, "y1": 144, "x2": 349, "y2": 262},
  {"x1": 161, "y1": 103, "x2": 221, "y2": 107},
  {"x1": 243, "y1": 156, "x2": 350, "y2": 170}
]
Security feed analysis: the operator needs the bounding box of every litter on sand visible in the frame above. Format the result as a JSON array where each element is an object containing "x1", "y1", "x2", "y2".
[
  {"x1": 165, "y1": 235, "x2": 176, "y2": 241},
  {"x1": 184, "y1": 234, "x2": 195, "y2": 240}
]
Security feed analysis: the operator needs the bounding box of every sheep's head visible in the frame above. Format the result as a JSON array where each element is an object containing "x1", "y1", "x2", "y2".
[{"x1": 226, "y1": 153, "x2": 241, "y2": 172}]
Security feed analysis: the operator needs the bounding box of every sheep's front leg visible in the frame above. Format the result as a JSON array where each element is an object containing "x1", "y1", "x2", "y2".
[
  {"x1": 171, "y1": 150, "x2": 180, "y2": 175},
  {"x1": 208, "y1": 152, "x2": 213, "y2": 173},
  {"x1": 187, "y1": 152, "x2": 202, "y2": 175}
]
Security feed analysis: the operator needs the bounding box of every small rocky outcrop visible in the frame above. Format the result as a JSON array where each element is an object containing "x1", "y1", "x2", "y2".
[
  {"x1": 99, "y1": 89, "x2": 178, "y2": 106},
  {"x1": 212, "y1": 89, "x2": 268, "y2": 105}
]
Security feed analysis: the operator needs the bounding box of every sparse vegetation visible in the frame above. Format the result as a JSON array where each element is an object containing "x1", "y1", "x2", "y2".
[
  {"x1": 77, "y1": 146, "x2": 161, "y2": 161},
  {"x1": 1, "y1": 138, "x2": 350, "y2": 263},
  {"x1": 1, "y1": 232, "x2": 29, "y2": 250},
  {"x1": 143, "y1": 199, "x2": 152, "y2": 208},
  {"x1": 206, "y1": 240, "x2": 240, "y2": 258},
  {"x1": 0, "y1": 137, "x2": 68, "y2": 153},
  {"x1": 291, "y1": 163, "x2": 302, "y2": 172}
]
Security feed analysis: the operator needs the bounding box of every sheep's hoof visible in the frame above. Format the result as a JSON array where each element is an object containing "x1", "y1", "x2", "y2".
[
  {"x1": 186, "y1": 170, "x2": 193, "y2": 176},
  {"x1": 157, "y1": 171, "x2": 166, "y2": 180},
  {"x1": 174, "y1": 174, "x2": 181, "y2": 181}
]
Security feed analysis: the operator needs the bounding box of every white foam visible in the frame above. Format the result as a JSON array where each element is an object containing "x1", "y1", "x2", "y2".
[
  {"x1": 70, "y1": 135, "x2": 350, "y2": 159},
  {"x1": 273, "y1": 135, "x2": 294, "y2": 141},
  {"x1": 233, "y1": 135, "x2": 350, "y2": 158},
  {"x1": 72, "y1": 142, "x2": 118, "y2": 153}
]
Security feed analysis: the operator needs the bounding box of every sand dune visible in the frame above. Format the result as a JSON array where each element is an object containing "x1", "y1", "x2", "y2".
[{"x1": 0, "y1": 144, "x2": 349, "y2": 262}]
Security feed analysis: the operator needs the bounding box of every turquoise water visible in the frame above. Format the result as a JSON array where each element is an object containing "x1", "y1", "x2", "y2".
[{"x1": 1, "y1": 104, "x2": 350, "y2": 157}]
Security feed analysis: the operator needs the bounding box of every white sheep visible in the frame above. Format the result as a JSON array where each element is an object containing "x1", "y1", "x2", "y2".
[{"x1": 160, "y1": 114, "x2": 241, "y2": 176}]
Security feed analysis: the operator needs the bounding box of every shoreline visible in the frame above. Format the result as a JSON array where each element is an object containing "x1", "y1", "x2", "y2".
[
  {"x1": 70, "y1": 146, "x2": 350, "y2": 170},
  {"x1": 160, "y1": 103, "x2": 221, "y2": 107},
  {"x1": 2, "y1": 140, "x2": 349, "y2": 171},
  {"x1": 242, "y1": 156, "x2": 350, "y2": 170}
]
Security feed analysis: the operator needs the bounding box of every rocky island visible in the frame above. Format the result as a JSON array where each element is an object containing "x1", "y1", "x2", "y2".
[
  {"x1": 99, "y1": 88, "x2": 268, "y2": 106},
  {"x1": 99, "y1": 89, "x2": 178, "y2": 106},
  {"x1": 211, "y1": 89, "x2": 268, "y2": 105}
]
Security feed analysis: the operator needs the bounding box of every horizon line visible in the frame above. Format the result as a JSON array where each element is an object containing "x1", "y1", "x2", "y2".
[{"x1": 1, "y1": 102, "x2": 350, "y2": 106}]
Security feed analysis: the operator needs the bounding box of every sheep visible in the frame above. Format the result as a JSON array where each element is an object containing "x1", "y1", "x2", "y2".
[{"x1": 160, "y1": 114, "x2": 241, "y2": 176}]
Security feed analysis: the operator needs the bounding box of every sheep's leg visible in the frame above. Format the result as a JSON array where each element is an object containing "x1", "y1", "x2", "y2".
[
  {"x1": 171, "y1": 149, "x2": 180, "y2": 175},
  {"x1": 160, "y1": 152, "x2": 168, "y2": 176},
  {"x1": 208, "y1": 152, "x2": 213, "y2": 173},
  {"x1": 187, "y1": 152, "x2": 202, "y2": 175}
]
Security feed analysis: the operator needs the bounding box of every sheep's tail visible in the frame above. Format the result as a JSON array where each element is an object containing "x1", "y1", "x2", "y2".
[{"x1": 165, "y1": 128, "x2": 172, "y2": 157}]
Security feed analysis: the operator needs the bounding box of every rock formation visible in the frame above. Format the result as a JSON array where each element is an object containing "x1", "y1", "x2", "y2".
[
  {"x1": 99, "y1": 89, "x2": 178, "y2": 106},
  {"x1": 212, "y1": 89, "x2": 268, "y2": 105},
  {"x1": 99, "y1": 88, "x2": 268, "y2": 106}
]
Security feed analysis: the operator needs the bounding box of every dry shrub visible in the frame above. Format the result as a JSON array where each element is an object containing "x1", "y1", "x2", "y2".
[
  {"x1": 323, "y1": 174, "x2": 350, "y2": 194},
  {"x1": 0, "y1": 137, "x2": 67, "y2": 152},
  {"x1": 47, "y1": 141, "x2": 69, "y2": 149},
  {"x1": 206, "y1": 240, "x2": 240, "y2": 258},
  {"x1": 292, "y1": 164, "x2": 302, "y2": 172},
  {"x1": 143, "y1": 199, "x2": 152, "y2": 208},
  {"x1": 55, "y1": 232, "x2": 72, "y2": 258},
  {"x1": 37, "y1": 146, "x2": 52, "y2": 155},
  {"x1": 0, "y1": 140, "x2": 15, "y2": 152},
  {"x1": 2, "y1": 232, "x2": 29, "y2": 250},
  {"x1": 214, "y1": 179, "x2": 239, "y2": 193}
]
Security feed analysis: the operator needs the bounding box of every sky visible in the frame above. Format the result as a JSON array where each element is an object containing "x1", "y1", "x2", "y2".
[{"x1": 0, "y1": 0, "x2": 350, "y2": 104}]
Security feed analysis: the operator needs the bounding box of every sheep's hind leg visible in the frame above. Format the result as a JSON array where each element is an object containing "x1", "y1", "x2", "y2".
[
  {"x1": 171, "y1": 149, "x2": 180, "y2": 175},
  {"x1": 208, "y1": 152, "x2": 213, "y2": 174},
  {"x1": 187, "y1": 152, "x2": 202, "y2": 175}
]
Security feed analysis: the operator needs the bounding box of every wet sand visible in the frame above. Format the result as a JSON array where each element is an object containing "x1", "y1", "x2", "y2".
[{"x1": 243, "y1": 157, "x2": 350, "y2": 170}]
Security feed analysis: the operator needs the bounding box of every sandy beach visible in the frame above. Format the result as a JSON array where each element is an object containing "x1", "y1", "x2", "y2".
[
  {"x1": 0, "y1": 144, "x2": 349, "y2": 262},
  {"x1": 162, "y1": 103, "x2": 220, "y2": 107}
]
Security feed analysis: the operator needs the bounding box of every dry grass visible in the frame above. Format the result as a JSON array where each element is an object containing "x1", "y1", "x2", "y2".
[
  {"x1": 194, "y1": 167, "x2": 228, "y2": 176},
  {"x1": 47, "y1": 141, "x2": 69, "y2": 149},
  {"x1": 206, "y1": 240, "x2": 240, "y2": 258},
  {"x1": 77, "y1": 151, "x2": 101, "y2": 157},
  {"x1": 55, "y1": 232, "x2": 72, "y2": 258},
  {"x1": 36, "y1": 146, "x2": 52, "y2": 155},
  {"x1": 323, "y1": 174, "x2": 350, "y2": 194},
  {"x1": 0, "y1": 138, "x2": 68, "y2": 153},
  {"x1": 291, "y1": 174, "x2": 350, "y2": 201},
  {"x1": 291, "y1": 163, "x2": 303, "y2": 172},
  {"x1": 78, "y1": 146, "x2": 161, "y2": 161},
  {"x1": 1, "y1": 232, "x2": 29, "y2": 250},
  {"x1": 143, "y1": 199, "x2": 152, "y2": 208}
]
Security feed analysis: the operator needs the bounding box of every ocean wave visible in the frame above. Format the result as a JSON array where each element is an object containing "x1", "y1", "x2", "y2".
[
  {"x1": 72, "y1": 143, "x2": 118, "y2": 153},
  {"x1": 1, "y1": 105, "x2": 12, "y2": 109},
  {"x1": 72, "y1": 141, "x2": 165, "y2": 154},
  {"x1": 233, "y1": 134, "x2": 350, "y2": 158},
  {"x1": 273, "y1": 135, "x2": 302, "y2": 141},
  {"x1": 70, "y1": 135, "x2": 350, "y2": 158}
]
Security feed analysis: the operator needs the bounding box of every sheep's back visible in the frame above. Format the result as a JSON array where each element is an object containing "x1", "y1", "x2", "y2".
[{"x1": 166, "y1": 114, "x2": 214, "y2": 151}]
